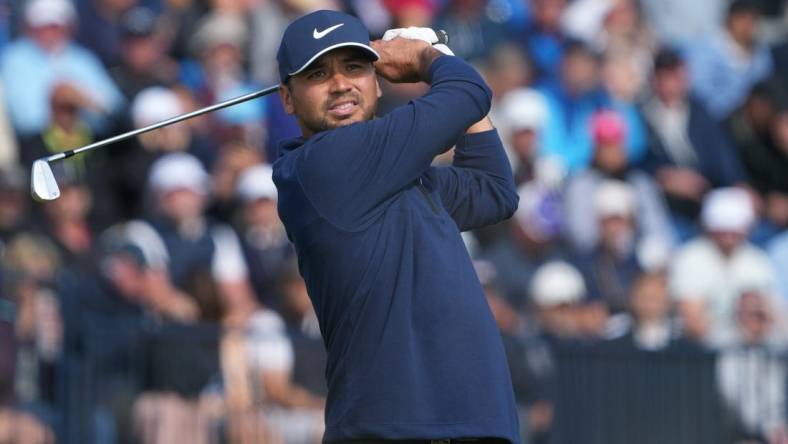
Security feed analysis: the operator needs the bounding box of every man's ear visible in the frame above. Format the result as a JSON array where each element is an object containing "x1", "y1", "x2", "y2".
[
  {"x1": 279, "y1": 83, "x2": 295, "y2": 115},
  {"x1": 376, "y1": 77, "x2": 382, "y2": 99}
]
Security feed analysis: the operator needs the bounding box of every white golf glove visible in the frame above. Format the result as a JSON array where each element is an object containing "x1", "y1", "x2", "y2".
[{"x1": 382, "y1": 27, "x2": 455, "y2": 56}]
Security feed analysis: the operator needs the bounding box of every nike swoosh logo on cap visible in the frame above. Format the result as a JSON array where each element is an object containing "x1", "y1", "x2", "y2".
[{"x1": 313, "y1": 23, "x2": 344, "y2": 39}]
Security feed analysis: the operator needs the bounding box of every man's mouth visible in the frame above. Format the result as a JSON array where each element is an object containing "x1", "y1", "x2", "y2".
[{"x1": 327, "y1": 99, "x2": 359, "y2": 118}]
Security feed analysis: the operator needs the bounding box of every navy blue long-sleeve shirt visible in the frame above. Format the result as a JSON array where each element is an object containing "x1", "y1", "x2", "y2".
[{"x1": 273, "y1": 55, "x2": 520, "y2": 442}]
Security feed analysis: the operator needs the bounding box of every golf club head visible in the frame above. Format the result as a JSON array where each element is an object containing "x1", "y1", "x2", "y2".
[{"x1": 31, "y1": 160, "x2": 60, "y2": 201}]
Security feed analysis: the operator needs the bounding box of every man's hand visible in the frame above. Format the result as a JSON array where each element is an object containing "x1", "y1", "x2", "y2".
[
  {"x1": 656, "y1": 166, "x2": 710, "y2": 201},
  {"x1": 370, "y1": 38, "x2": 443, "y2": 84}
]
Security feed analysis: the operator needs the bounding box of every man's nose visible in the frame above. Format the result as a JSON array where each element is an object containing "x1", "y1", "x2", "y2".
[{"x1": 328, "y1": 71, "x2": 353, "y2": 93}]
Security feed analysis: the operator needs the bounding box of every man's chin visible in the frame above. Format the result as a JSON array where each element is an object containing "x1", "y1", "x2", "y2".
[{"x1": 327, "y1": 114, "x2": 368, "y2": 128}]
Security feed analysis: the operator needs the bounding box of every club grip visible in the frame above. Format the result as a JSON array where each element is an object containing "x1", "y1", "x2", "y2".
[{"x1": 435, "y1": 30, "x2": 449, "y2": 46}]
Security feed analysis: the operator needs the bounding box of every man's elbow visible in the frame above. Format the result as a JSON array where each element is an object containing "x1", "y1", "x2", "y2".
[{"x1": 501, "y1": 188, "x2": 519, "y2": 220}]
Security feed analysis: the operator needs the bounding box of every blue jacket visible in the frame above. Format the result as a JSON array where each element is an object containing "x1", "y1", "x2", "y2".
[{"x1": 273, "y1": 55, "x2": 521, "y2": 442}]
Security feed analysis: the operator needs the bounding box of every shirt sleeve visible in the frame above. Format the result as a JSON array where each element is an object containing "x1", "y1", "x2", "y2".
[
  {"x1": 295, "y1": 55, "x2": 493, "y2": 231},
  {"x1": 426, "y1": 128, "x2": 518, "y2": 232}
]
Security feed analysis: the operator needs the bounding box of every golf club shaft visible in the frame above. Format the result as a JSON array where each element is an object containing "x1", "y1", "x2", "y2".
[{"x1": 44, "y1": 84, "x2": 281, "y2": 163}]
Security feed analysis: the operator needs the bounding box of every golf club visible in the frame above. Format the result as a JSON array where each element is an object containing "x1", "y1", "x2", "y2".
[
  {"x1": 31, "y1": 30, "x2": 450, "y2": 201},
  {"x1": 31, "y1": 85, "x2": 279, "y2": 201}
]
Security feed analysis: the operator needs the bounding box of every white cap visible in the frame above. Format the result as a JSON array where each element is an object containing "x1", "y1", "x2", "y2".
[
  {"x1": 530, "y1": 261, "x2": 586, "y2": 307},
  {"x1": 131, "y1": 87, "x2": 183, "y2": 128},
  {"x1": 636, "y1": 235, "x2": 672, "y2": 272},
  {"x1": 236, "y1": 164, "x2": 277, "y2": 202},
  {"x1": 26, "y1": 0, "x2": 75, "y2": 27},
  {"x1": 594, "y1": 180, "x2": 636, "y2": 219},
  {"x1": 148, "y1": 153, "x2": 209, "y2": 195},
  {"x1": 701, "y1": 187, "x2": 754, "y2": 233},
  {"x1": 499, "y1": 88, "x2": 548, "y2": 132}
]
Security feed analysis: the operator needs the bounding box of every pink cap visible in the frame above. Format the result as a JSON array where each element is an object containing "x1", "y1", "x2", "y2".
[{"x1": 591, "y1": 110, "x2": 627, "y2": 146}]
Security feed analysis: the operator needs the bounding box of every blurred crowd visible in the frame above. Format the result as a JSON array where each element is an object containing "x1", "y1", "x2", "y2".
[{"x1": 0, "y1": 0, "x2": 786, "y2": 443}]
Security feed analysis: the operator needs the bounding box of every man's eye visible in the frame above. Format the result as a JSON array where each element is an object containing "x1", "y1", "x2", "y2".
[
  {"x1": 347, "y1": 63, "x2": 369, "y2": 73},
  {"x1": 308, "y1": 70, "x2": 326, "y2": 80}
]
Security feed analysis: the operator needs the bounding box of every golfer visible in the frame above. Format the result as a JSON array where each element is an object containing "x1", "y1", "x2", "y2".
[{"x1": 273, "y1": 9, "x2": 520, "y2": 443}]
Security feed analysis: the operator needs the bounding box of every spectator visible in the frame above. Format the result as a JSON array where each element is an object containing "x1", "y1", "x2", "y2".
[
  {"x1": 183, "y1": 12, "x2": 265, "y2": 151},
  {"x1": 3, "y1": 234, "x2": 62, "y2": 408},
  {"x1": 684, "y1": 0, "x2": 774, "y2": 120},
  {"x1": 0, "y1": 0, "x2": 123, "y2": 135},
  {"x1": 539, "y1": 40, "x2": 645, "y2": 172},
  {"x1": 249, "y1": 1, "x2": 295, "y2": 86},
  {"x1": 127, "y1": 152, "x2": 257, "y2": 322},
  {"x1": 641, "y1": 47, "x2": 746, "y2": 238},
  {"x1": 112, "y1": 86, "x2": 213, "y2": 218},
  {"x1": 530, "y1": 260, "x2": 597, "y2": 340},
  {"x1": 668, "y1": 188, "x2": 776, "y2": 346},
  {"x1": 277, "y1": 258, "x2": 327, "y2": 398},
  {"x1": 727, "y1": 81, "x2": 788, "y2": 238},
  {"x1": 60, "y1": 232, "x2": 200, "y2": 444},
  {"x1": 574, "y1": 180, "x2": 643, "y2": 314},
  {"x1": 484, "y1": 44, "x2": 536, "y2": 106},
  {"x1": 564, "y1": 110, "x2": 674, "y2": 252},
  {"x1": 18, "y1": 82, "x2": 94, "y2": 171},
  {"x1": 606, "y1": 272, "x2": 684, "y2": 351},
  {"x1": 563, "y1": 0, "x2": 657, "y2": 68},
  {"x1": 717, "y1": 291, "x2": 788, "y2": 443},
  {"x1": 74, "y1": 0, "x2": 138, "y2": 68},
  {"x1": 495, "y1": 87, "x2": 549, "y2": 185},
  {"x1": 210, "y1": 141, "x2": 264, "y2": 222},
  {"x1": 213, "y1": 268, "x2": 325, "y2": 444},
  {"x1": 639, "y1": 0, "x2": 727, "y2": 46},
  {"x1": 37, "y1": 172, "x2": 97, "y2": 268},
  {"x1": 515, "y1": 0, "x2": 569, "y2": 87},
  {"x1": 234, "y1": 164, "x2": 294, "y2": 310},
  {"x1": 110, "y1": 7, "x2": 180, "y2": 100},
  {"x1": 481, "y1": 183, "x2": 568, "y2": 311}
]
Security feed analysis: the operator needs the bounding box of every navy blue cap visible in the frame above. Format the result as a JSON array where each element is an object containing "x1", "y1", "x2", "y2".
[{"x1": 277, "y1": 10, "x2": 379, "y2": 83}]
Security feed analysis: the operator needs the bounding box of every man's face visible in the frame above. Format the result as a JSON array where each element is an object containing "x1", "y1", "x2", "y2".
[
  {"x1": 737, "y1": 292, "x2": 772, "y2": 343},
  {"x1": 595, "y1": 144, "x2": 627, "y2": 173},
  {"x1": 159, "y1": 188, "x2": 205, "y2": 223},
  {"x1": 709, "y1": 230, "x2": 746, "y2": 256},
  {"x1": 561, "y1": 51, "x2": 598, "y2": 95},
  {"x1": 728, "y1": 11, "x2": 758, "y2": 47},
  {"x1": 280, "y1": 47, "x2": 382, "y2": 138},
  {"x1": 29, "y1": 24, "x2": 71, "y2": 52},
  {"x1": 653, "y1": 66, "x2": 688, "y2": 104}
]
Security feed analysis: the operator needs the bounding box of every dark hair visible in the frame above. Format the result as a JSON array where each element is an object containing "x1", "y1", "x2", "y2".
[
  {"x1": 728, "y1": 0, "x2": 761, "y2": 16},
  {"x1": 653, "y1": 47, "x2": 684, "y2": 71}
]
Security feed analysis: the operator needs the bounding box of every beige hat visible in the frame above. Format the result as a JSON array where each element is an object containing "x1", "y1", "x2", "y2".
[{"x1": 192, "y1": 12, "x2": 248, "y2": 55}]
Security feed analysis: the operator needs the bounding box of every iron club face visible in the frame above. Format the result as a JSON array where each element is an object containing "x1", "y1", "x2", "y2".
[{"x1": 31, "y1": 160, "x2": 60, "y2": 202}]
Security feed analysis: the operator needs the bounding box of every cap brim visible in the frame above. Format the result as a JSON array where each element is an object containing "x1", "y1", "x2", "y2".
[{"x1": 288, "y1": 42, "x2": 379, "y2": 77}]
